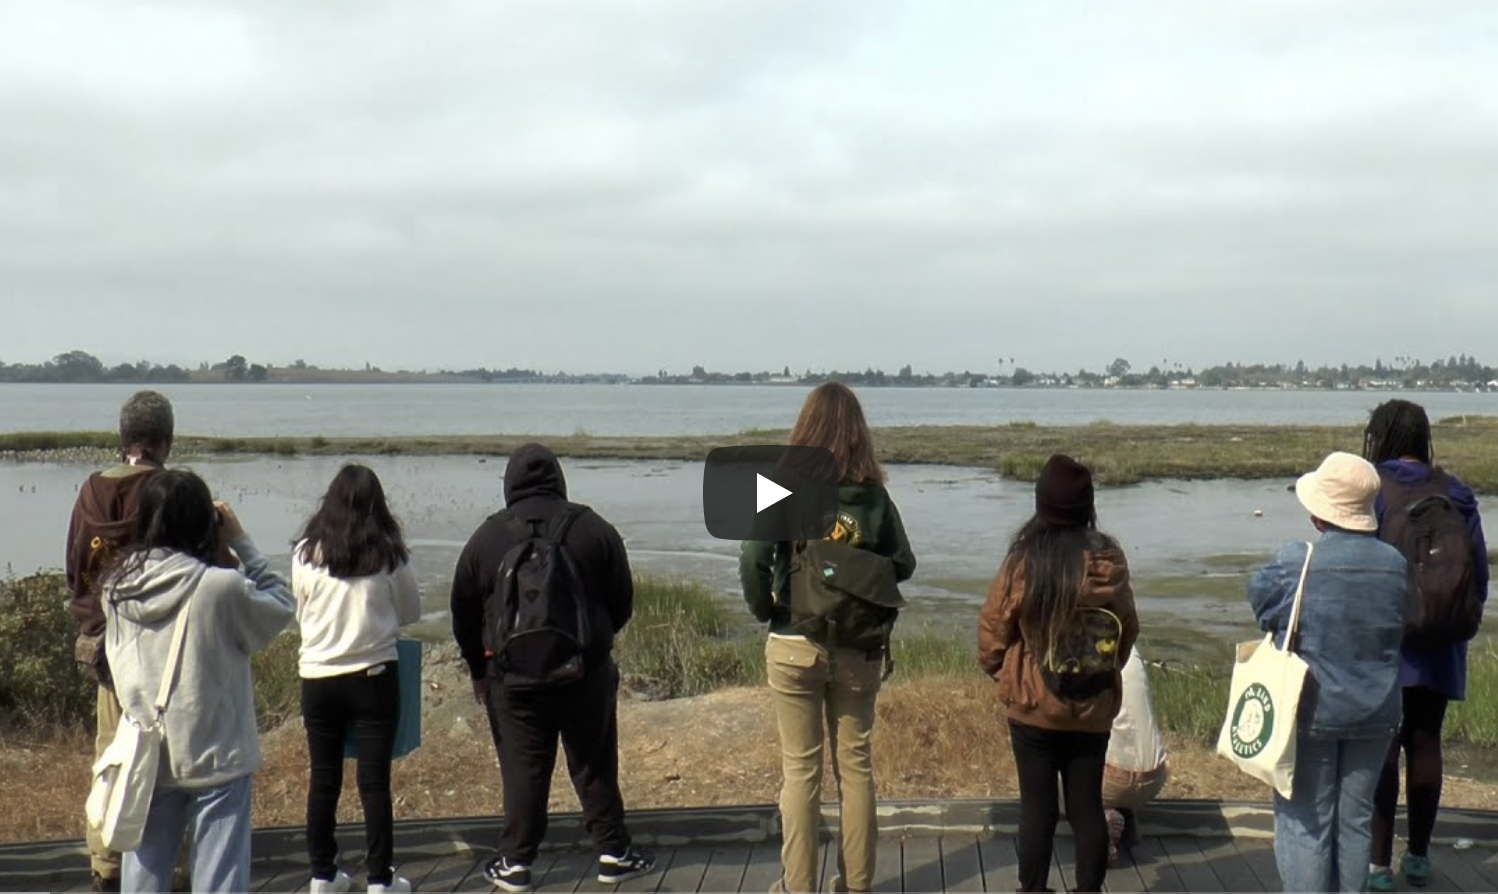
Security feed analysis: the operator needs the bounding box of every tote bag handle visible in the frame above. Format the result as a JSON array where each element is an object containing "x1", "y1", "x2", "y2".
[
  {"x1": 1283, "y1": 541, "x2": 1314, "y2": 655},
  {"x1": 152, "y1": 596, "x2": 193, "y2": 721}
]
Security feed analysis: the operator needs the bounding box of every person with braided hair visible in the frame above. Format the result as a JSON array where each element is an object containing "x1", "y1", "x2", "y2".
[{"x1": 1363, "y1": 399, "x2": 1489, "y2": 891}]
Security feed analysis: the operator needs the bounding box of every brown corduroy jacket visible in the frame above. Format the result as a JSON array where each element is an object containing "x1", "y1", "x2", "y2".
[{"x1": 977, "y1": 539, "x2": 1140, "y2": 734}]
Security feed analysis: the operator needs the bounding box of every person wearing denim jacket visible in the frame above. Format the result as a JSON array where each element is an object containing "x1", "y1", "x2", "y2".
[{"x1": 1247, "y1": 452, "x2": 1409, "y2": 894}]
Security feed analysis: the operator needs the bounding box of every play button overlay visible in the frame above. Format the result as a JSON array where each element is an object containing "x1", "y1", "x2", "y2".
[
  {"x1": 756, "y1": 474, "x2": 792, "y2": 513},
  {"x1": 703, "y1": 446, "x2": 839, "y2": 541}
]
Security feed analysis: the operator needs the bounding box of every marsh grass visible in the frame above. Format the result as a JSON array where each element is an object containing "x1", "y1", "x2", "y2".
[{"x1": 14, "y1": 418, "x2": 1498, "y2": 490}]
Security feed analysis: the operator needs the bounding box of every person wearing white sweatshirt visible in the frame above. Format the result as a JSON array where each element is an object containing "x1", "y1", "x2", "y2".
[
  {"x1": 292, "y1": 464, "x2": 421, "y2": 894},
  {"x1": 104, "y1": 470, "x2": 294, "y2": 894}
]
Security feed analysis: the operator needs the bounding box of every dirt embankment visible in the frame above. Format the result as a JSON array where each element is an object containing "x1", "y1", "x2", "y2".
[{"x1": 5, "y1": 645, "x2": 1497, "y2": 844}]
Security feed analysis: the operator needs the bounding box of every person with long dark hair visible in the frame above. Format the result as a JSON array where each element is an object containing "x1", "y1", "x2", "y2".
[
  {"x1": 103, "y1": 470, "x2": 294, "y2": 893},
  {"x1": 741, "y1": 383, "x2": 917, "y2": 894},
  {"x1": 1363, "y1": 400, "x2": 1488, "y2": 891},
  {"x1": 292, "y1": 464, "x2": 422, "y2": 894},
  {"x1": 978, "y1": 454, "x2": 1138, "y2": 894}
]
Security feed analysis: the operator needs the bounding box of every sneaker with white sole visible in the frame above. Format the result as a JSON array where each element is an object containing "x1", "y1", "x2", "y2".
[
  {"x1": 598, "y1": 849, "x2": 656, "y2": 885},
  {"x1": 484, "y1": 857, "x2": 533, "y2": 893},
  {"x1": 368, "y1": 876, "x2": 413, "y2": 894},
  {"x1": 309, "y1": 870, "x2": 353, "y2": 894}
]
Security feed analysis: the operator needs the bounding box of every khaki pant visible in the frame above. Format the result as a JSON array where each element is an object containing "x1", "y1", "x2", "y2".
[
  {"x1": 766, "y1": 637, "x2": 883, "y2": 894},
  {"x1": 88, "y1": 685, "x2": 123, "y2": 879},
  {"x1": 1102, "y1": 762, "x2": 1169, "y2": 811},
  {"x1": 89, "y1": 685, "x2": 191, "y2": 885}
]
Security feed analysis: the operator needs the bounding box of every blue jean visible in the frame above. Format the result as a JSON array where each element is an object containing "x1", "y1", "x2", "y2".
[
  {"x1": 1273, "y1": 733, "x2": 1392, "y2": 893},
  {"x1": 122, "y1": 776, "x2": 253, "y2": 894}
]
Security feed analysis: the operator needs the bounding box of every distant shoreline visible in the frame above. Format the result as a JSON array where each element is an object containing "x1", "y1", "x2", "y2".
[
  {"x1": 5, "y1": 377, "x2": 1497, "y2": 393},
  {"x1": 7, "y1": 417, "x2": 1498, "y2": 491}
]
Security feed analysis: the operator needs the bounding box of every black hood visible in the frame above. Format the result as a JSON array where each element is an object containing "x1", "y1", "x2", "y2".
[{"x1": 504, "y1": 443, "x2": 567, "y2": 505}]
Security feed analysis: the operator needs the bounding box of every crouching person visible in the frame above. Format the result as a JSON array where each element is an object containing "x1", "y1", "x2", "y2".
[
  {"x1": 1102, "y1": 648, "x2": 1170, "y2": 864},
  {"x1": 450, "y1": 443, "x2": 655, "y2": 893}
]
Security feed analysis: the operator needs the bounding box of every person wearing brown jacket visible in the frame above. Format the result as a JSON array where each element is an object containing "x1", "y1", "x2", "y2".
[{"x1": 977, "y1": 454, "x2": 1139, "y2": 894}]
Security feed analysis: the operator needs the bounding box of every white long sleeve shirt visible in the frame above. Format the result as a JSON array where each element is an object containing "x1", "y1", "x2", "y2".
[{"x1": 292, "y1": 542, "x2": 422, "y2": 678}]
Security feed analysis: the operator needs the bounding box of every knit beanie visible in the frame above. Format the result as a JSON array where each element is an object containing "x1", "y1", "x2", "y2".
[{"x1": 1035, "y1": 454, "x2": 1095, "y2": 527}]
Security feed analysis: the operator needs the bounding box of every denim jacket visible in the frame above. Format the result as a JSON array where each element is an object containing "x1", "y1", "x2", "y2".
[{"x1": 1247, "y1": 530, "x2": 1409, "y2": 738}]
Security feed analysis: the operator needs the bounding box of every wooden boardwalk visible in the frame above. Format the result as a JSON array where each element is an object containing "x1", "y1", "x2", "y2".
[{"x1": 5, "y1": 800, "x2": 1497, "y2": 893}]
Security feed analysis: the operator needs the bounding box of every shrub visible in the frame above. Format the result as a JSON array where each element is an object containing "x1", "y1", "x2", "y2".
[
  {"x1": 0, "y1": 574, "x2": 95, "y2": 731},
  {"x1": 614, "y1": 578, "x2": 760, "y2": 697}
]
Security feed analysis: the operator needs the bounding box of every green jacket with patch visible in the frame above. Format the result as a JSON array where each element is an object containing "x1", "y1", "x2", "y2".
[{"x1": 739, "y1": 481, "x2": 918, "y2": 634}]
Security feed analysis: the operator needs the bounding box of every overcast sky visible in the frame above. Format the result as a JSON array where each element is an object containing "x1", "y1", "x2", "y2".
[{"x1": 2, "y1": 1, "x2": 1495, "y2": 376}]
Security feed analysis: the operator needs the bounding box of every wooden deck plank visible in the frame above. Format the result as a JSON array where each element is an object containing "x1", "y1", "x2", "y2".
[
  {"x1": 1156, "y1": 837, "x2": 1223, "y2": 892},
  {"x1": 697, "y1": 846, "x2": 751, "y2": 894},
  {"x1": 1429, "y1": 844, "x2": 1491, "y2": 893},
  {"x1": 903, "y1": 836, "x2": 943, "y2": 893},
  {"x1": 1129, "y1": 838, "x2": 1186, "y2": 893},
  {"x1": 1192, "y1": 836, "x2": 1263, "y2": 892},
  {"x1": 541, "y1": 850, "x2": 598, "y2": 893},
  {"x1": 740, "y1": 844, "x2": 784, "y2": 894},
  {"x1": 1229, "y1": 837, "x2": 1279, "y2": 892},
  {"x1": 1102, "y1": 849, "x2": 1149, "y2": 894},
  {"x1": 870, "y1": 836, "x2": 902, "y2": 893},
  {"x1": 818, "y1": 840, "x2": 835, "y2": 894},
  {"x1": 938, "y1": 836, "x2": 983, "y2": 894},
  {"x1": 655, "y1": 846, "x2": 711, "y2": 893},
  {"x1": 977, "y1": 836, "x2": 1019, "y2": 894},
  {"x1": 1444, "y1": 844, "x2": 1498, "y2": 891},
  {"x1": 1051, "y1": 835, "x2": 1078, "y2": 893},
  {"x1": 412, "y1": 853, "x2": 483, "y2": 892}
]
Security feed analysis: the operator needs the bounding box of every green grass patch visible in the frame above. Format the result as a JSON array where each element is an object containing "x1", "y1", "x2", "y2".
[{"x1": 0, "y1": 431, "x2": 116, "y2": 453}]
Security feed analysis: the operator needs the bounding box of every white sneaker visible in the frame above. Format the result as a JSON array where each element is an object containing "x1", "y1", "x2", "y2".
[
  {"x1": 368, "y1": 877, "x2": 413, "y2": 894},
  {"x1": 310, "y1": 871, "x2": 353, "y2": 894}
]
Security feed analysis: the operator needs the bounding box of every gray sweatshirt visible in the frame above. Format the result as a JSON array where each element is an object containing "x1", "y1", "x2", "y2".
[{"x1": 104, "y1": 535, "x2": 294, "y2": 790}]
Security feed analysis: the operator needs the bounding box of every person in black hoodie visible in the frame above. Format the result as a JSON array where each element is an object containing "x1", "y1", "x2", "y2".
[{"x1": 450, "y1": 443, "x2": 653, "y2": 894}]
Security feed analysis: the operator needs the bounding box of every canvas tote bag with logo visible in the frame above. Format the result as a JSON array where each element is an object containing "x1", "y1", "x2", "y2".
[
  {"x1": 86, "y1": 596, "x2": 193, "y2": 853},
  {"x1": 1216, "y1": 542, "x2": 1313, "y2": 799}
]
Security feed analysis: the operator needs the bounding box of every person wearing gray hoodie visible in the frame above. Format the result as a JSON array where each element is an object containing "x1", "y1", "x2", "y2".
[{"x1": 104, "y1": 470, "x2": 295, "y2": 894}]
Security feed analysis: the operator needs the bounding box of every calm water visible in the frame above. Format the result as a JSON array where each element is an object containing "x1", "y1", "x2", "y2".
[
  {"x1": 1, "y1": 455, "x2": 1310, "y2": 656},
  {"x1": 2, "y1": 382, "x2": 1494, "y2": 437}
]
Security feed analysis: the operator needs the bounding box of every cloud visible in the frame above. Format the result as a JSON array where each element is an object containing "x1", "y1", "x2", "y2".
[{"x1": 1, "y1": 0, "x2": 1495, "y2": 374}]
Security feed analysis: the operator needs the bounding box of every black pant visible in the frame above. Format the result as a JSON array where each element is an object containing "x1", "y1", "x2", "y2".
[
  {"x1": 1372, "y1": 685, "x2": 1451, "y2": 864},
  {"x1": 302, "y1": 663, "x2": 401, "y2": 885},
  {"x1": 1009, "y1": 720, "x2": 1111, "y2": 893},
  {"x1": 484, "y1": 660, "x2": 631, "y2": 864}
]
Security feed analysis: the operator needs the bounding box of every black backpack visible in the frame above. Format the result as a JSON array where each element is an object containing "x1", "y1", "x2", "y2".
[
  {"x1": 786, "y1": 538, "x2": 905, "y2": 654},
  {"x1": 483, "y1": 504, "x2": 593, "y2": 690},
  {"x1": 1377, "y1": 469, "x2": 1482, "y2": 649},
  {"x1": 1038, "y1": 605, "x2": 1124, "y2": 701}
]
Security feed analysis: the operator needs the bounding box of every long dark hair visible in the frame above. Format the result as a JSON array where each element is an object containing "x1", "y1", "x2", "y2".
[
  {"x1": 113, "y1": 470, "x2": 221, "y2": 583},
  {"x1": 1363, "y1": 399, "x2": 1433, "y2": 465},
  {"x1": 788, "y1": 382, "x2": 885, "y2": 484},
  {"x1": 1003, "y1": 515, "x2": 1116, "y2": 665},
  {"x1": 296, "y1": 464, "x2": 409, "y2": 578}
]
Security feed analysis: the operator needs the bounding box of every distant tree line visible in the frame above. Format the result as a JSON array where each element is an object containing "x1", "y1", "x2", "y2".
[{"x1": 6, "y1": 350, "x2": 1498, "y2": 390}]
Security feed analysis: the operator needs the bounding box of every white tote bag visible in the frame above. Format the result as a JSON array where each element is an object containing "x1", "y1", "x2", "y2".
[
  {"x1": 86, "y1": 597, "x2": 192, "y2": 853},
  {"x1": 1216, "y1": 542, "x2": 1313, "y2": 799}
]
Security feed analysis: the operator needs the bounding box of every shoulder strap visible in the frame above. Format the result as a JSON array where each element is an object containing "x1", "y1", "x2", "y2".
[
  {"x1": 153, "y1": 597, "x2": 193, "y2": 718},
  {"x1": 548, "y1": 504, "x2": 588, "y2": 545},
  {"x1": 1284, "y1": 541, "x2": 1314, "y2": 653}
]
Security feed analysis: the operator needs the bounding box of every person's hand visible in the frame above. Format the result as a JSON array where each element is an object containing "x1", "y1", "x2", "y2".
[
  {"x1": 471, "y1": 677, "x2": 487, "y2": 706},
  {"x1": 213, "y1": 500, "x2": 246, "y2": 543}
]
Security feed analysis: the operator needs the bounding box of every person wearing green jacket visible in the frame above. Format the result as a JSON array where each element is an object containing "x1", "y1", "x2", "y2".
[{"x1": 740, "y1": 383, "x2": 917, "y2": 894}]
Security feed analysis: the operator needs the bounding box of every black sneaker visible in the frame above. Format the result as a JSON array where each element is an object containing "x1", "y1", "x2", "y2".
[
  {"x1": 484, "y1": 856, "x2": 533, "y2": 893},
  {"x1": 598, "y1": 849, "x2": 655, "y2": 885}
]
